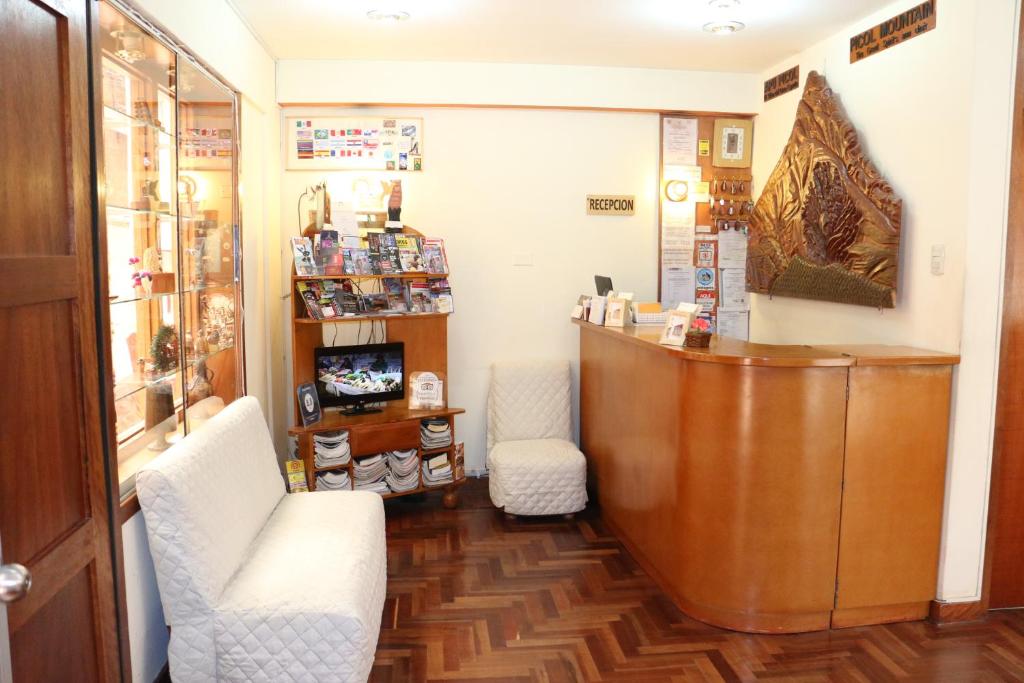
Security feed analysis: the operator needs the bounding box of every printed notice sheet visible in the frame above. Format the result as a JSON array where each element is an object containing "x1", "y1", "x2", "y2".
[
  {"x1": 717, "y1": 310, "x2": 750, "y2": 341},
  {"x1": 662, "y1": 201, "x2": 696, "y2": 269},
  {"x1": 717, "y1": 229, "x2": 748, "y2": 270},
  {"x1": 663, "y1": 118, "x2": 698, "y2": 167},
  {"x1": 661, "y1": 267, "x2": 696, "y2": 309},
  {"x1": 719, "y1": 268, "x2": 749, "y2": 311}
]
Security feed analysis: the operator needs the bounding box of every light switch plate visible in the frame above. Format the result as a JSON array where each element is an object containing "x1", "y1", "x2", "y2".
[
  {"x1": 513, "y1": 253, "x2": 534, "y2": 266},
  {"x1": 931, "y1": 244, "x2": 945, "y2": 276}
]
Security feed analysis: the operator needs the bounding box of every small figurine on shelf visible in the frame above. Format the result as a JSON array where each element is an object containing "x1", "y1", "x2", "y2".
[{"x1": 205, "y1": 327, "x2": 221, "y2": 354}]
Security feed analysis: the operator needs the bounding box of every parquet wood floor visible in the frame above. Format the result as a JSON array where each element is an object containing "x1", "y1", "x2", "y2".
[{"x1": 371, "y1": 478, "x2": 1024, "y2": 682}]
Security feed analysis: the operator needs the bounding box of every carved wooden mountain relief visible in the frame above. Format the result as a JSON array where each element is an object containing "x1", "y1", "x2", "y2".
[{"x1": 747, "y1": 71, "x2": 902, "y2": 308}]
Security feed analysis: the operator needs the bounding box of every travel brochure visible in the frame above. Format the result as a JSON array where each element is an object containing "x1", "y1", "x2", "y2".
[
  {"x1": 292, "y1": 231, "x2": 453, "y2": 320},
  {"x1": 296, "y1": 277, "x2": 454, "y2": 320},
  {"x1": 293, "y1": 233, "x2": 448, "y2": 277}
]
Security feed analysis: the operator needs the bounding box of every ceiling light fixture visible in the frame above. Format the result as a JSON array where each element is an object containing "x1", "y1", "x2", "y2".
[
  {"x1": 703, "y1": 20, "x2": 745, "y2": 35},
  {"x1": 707, "y1": 0, "x2": 740, "y2": 9},
  {"x1": 367, "y1": 9, "x2": 410, "y2": 22}
]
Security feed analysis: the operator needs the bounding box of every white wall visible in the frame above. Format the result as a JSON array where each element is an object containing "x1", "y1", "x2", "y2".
[
  {"x1": 749, "y1": 0, "x2": 1020, "y2": 602},
  {"x1": 118, "y1": 1, "x2": 281, "y2": 680},
  {"x1": 276, "y1": 64, "x2": 762, "y2": 473},
  {"x1": 280, "y1": 106, "x2": 663, "y2": 473},
  {"x1": 277, "y1": 60, "x2": 761, "y2": 113}
]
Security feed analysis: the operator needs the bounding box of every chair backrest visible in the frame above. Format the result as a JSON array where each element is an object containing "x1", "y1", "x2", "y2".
[
  {"x1": 487, "y1": 360, "x2": 572, "y2": 452},
  {"x1": 136, "y1": 396, "x2": 284, "y2": 624}
]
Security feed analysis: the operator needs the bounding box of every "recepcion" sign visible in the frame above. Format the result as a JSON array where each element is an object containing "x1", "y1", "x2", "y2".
[{"x1": 586, "y1": 195, "x2": 635, "y2": 216}]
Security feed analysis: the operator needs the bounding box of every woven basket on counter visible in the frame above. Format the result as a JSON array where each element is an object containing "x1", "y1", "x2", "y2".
[{"x1": 684, "y1": 331, "x2": 712, "y2": 348}]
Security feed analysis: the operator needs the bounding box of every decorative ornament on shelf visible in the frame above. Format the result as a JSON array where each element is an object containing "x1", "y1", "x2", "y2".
[
  {"x1": 149, "y1": 324, "x2": 180, "y2": 375},
  {"x1": 129, "y1": 256, "x2": 153, "y2": 297},
  {"x1": 747, "y1": 71, "x2": 902, "y2": 308},
  {"x1": 144, "y1": 382, "x2": 176, "y2": 452},
  {"x1": 187, "y1": 360, "x2": 214, "y2": 405}
]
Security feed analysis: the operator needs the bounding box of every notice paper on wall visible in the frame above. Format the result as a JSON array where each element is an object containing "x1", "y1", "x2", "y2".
[
  {"x1": 662, "y1": 215, "x2": 696, "y2": 264},
  {"x1": 663, "y1": 201, "x2": 696, "y2": 230},
  {"x1": 663, "y1": 118, "x2": 698, "y2": 167},
  {"x1": 662, "y1": 198, "x2": 697, "y2": 279},
  {"x1": 718, "y1": 229, "x2": 749, "y2": 270},
  {"x1": 717, "y1": 310, "x2": 750, "y2": 340},
  {"x1": 719, "y1": 268, "x2": 750, "y2": 311},
  {"x1": 661, "y1": 266, "x2": 696, "y2": 310}
]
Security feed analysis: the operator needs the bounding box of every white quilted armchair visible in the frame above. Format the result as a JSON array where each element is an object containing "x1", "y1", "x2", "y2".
[
  {"x1": 137, "y1": 397, "x2": 386, "y2": 683},
  {"x1": 487, "y1": 360, "x2": 588, "y2": 517}
]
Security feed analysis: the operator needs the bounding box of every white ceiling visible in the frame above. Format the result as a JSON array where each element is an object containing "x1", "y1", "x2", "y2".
[{"x1": 228, "y1": 0, "x2": 894, "y2": 73}]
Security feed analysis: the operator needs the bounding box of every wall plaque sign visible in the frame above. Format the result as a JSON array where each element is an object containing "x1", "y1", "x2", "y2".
[
  {"x1": 850, "y1": 0, "x2": 936, "y2": 64},
  {"x1": 764, "y1": 65, "x2": 800, "y2": 102},
  {"x1": 587, "y1": 195, "x2": 635, "y2": 216},
  {"x1": 747, "y1": 72, "x2": 902, "y2": 308}
]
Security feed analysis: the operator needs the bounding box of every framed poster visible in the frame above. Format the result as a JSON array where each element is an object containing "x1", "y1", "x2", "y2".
[
  {"x1": 713, "y1": 118, "x2": 753, "y2": 168},
  {"x1": 285, "y1": 116, "x2": 423, "y2": 171}
]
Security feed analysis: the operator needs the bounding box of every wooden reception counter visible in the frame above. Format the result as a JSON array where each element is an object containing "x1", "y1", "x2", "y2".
[{"x1": 575, "y1": 320, "x2": 959, "y2": 633}]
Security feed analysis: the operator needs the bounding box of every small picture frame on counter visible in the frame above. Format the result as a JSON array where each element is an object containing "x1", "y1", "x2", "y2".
[{"x1": 296, "y1": 382, "x2": 322, "y2": 426}]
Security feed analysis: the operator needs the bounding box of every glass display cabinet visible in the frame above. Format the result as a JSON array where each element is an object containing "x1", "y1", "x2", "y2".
[{"x1": 98, "y1": 1, "x2": 244, "y2": 497}]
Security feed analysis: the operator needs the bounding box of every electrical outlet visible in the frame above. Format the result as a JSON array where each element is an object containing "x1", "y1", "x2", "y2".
[
  {"x1": 513, "y1": 253, "x2": 534, "y2": 267},
  {"x1": 931, "y1": 245, "x2": 945, "y2": 276}
]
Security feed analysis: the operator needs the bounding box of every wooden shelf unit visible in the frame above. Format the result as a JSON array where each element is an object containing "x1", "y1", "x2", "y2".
[
  {"x1": 288, "y1": 406, "x2": 466, "y2": 505},
  {"x1": 289, "y1": 226, "x2": 462, "y2": 506}
]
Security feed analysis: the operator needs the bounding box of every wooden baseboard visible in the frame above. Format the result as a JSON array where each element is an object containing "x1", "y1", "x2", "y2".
[
  {"x1": 832, "y1": 602, "x2": 930, "y2": 629},
  {"x1": 928, "y1": 599, "x2": 986, "y2": 624}
]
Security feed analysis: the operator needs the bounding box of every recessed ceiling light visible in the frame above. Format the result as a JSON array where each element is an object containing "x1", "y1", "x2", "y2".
[
  {"x1": 367, "y1": 9, "x2": 410, "y2": 22},
  {"x1": 703, "y1": 20, "x2": 745, "y2": 35}
]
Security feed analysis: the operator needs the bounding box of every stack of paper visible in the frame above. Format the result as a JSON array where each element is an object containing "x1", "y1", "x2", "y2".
[
  {"x1": 314, "y1": 431, "x2": 351, "y2": 469},
  {"x1": 421, "y1": 418, "x2": 452, "y2": 449},
  {"x1": 316, "y1": 469, "x2": 351, "y2": 491},
  {"x1": 422, "y1": 453, "x2": 453, "y2": 487},
  {"x1": 385, "y1": 449, "x2": 420, "y2": 492},
  {"x1": 353, "y1": 454, "x2": 390, "y2": 494}
]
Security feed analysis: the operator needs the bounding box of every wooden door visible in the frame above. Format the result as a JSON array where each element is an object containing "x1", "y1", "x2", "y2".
[
  {"x1": 0, "y1": 0, "x2": 123, "y2": 679},
  {"x1": 988, "y1": 4, "x2": 1024, "y2": 611}
]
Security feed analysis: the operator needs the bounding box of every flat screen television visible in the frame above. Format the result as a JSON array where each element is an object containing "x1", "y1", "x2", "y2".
[{"x1": 314, "y1": 342, "x2": 404, "y2": 414}]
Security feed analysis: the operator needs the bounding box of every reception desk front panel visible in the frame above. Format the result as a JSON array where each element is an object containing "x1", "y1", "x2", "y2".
[{"x1": 576, "y1": 322, "x2": 958, "y2": 633}]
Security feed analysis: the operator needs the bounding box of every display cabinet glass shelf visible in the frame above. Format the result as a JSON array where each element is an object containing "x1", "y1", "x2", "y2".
[{"x1": 98, "y1": 0, "x2": 244, "y2": 497}]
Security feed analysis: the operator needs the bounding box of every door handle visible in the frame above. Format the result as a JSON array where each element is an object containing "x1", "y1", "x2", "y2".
[{"x1": 0, "y1": 564, "x2": 31, "y2": 603}]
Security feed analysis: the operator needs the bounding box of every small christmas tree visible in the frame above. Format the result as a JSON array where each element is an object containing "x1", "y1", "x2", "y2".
[{"x1": 150, "y1": 324, "x2": 179, "y2": 374}]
